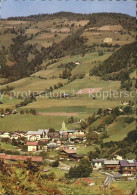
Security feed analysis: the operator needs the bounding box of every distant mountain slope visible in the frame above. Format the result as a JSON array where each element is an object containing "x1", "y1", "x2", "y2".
[
  {"x1": 0, "y1": 12, "x2": 135, "y2": 83},
  {"x1": 7, "y1": 12, "x2": 136, "y2": 31}
]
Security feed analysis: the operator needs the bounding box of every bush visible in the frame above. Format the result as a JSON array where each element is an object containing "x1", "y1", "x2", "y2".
[
  {"x1": 66, "y1": 158, "x2": 92, "y2": 178},
  {"x1": 5, "y1": 150, "x2": 13, "y2": 154},
  {"x1": 103, "y1": 114, "x2": 115, "y2": 124},
  {"x1": 123, "y1": 106, "x2": 133, "y2": 114},
  {"x1": 124, "y1": 117, "x2": 135, "y2": 124},
  {"x1": 51, "y1": 160, "x2": 59, "y2": 167}
]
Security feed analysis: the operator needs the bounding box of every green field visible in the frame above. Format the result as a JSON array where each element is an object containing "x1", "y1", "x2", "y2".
[
  {"x1": 0, "y1": 114, "x2": 80, "y2": 131},
  {"x1": 54, "y1": 77, "x2": 120, "y2": 93},
  {"x1": 0, "y1": 142, "x2": 18, "y2": 150},
  {"x1": 1, "y1": 77, "x2": 68, "y2": 93},
  {"x1": 104, "y1": 117, "x2": 136, "y2": 142},
  {"x1": 111, "y1": 180, "x2": 136, "y2": 194},
  {"x1": 0, "y1": 95, "x2": 21, "y2": 109}
]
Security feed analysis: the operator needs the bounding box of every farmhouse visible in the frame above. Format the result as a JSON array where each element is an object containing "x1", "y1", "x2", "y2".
[
  {"x1": 48, "y1": 131, "x2": 60, "y2": 140},
  {"x1": 47, "y1": 143, "x2": 58, "y2": 151},
  {"x1": 0, "y1": 132, "x2": 10, "y2": 138},
  {"x1": 104, "y1": 108, "x2": 113, "y2": 115},
  {"x1": 10, "y1": 133, "x2": 21, "y2": 140},
  {"x1": 70, "y1": 153, "x2": 85, "y2": 161},
  {"x1": 26, "y1": 142, "x2": 38, "y2": 152},
  {"x1": 38, "y1": 140, "x2": 48, "y2": 151},
  {"x1": 68, "y1": 134, "x2": 85, "y2": 143},
  {"x1": 104, "y1": 160, "x2": 120, "y2": 171},
  {"x1": 60, "y1": 148, "x2": 76, "y2": 159},
  {"x1": 0, "y1": 153, "x2": 43, "y2": 163},
  {"x1": 92, "y1": 159, "x2": 106, "y2": 169},
  {"x1": 119, "y1": 160, "x2": 137, "y2": 176},
  {"x1": 27, "y1": 129, "x2": 49, "y2": 141},
  {"x1": 75, "y1": 61, "x2": 81, "y2": 65}
]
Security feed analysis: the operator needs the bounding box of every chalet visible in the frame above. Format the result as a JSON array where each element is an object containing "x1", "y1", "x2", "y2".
[
  {"x1": 59, "y1": 145, "x2": 77, "y2": 151},
  {"x1": 61, "y1": 93, "x2": 70, "y2": 98},
  {"x1": 92, "y1": 159, "x2": 106, "y2": 169},
  {"x1": 27, "y1": 129, "x2": 49, "y2": 141},
  {"x1": 47, "y1": 143, "x2": 58, "y2": 151},
  {"x1": 26, "y1": 142, "x2": 38, "y2": 152},
  {"x1": 70, "y1": 153, "x2": 85, "y2": 161},
  {"x1": 113, "y1": 155, "x2": 123, "y2": 161},
  {"x1": 119, "y1": 160, "x2": 137, "y2": 176},
  {"x1": 104, "y1": 160, "x2": 120, "y2": 171},
  {"x1": 0, "y1": 114, "x2": 4, "y2": 118},
  {"x1": 56, "y1": 140, "x2": 61, "y2": 146},
  {"x1": 68, "y1": 134, "x2": 85, "y2": 143},
  {"x1": 11, "y1": 110, "x2": 18, "y2": 114},
  {"x1": 10, "y1": 133, "x2": 21, "y2": 140},
  {"x1": 60, "y1": 130, "x2": 78, "y2": 136},
  {"x1": 74, "y1": 131, "x2": 85, "y2": 135},
  {"x1": 48, "y1": 131, "x2": 60, "y2": 140},
  {"x1": 104, "y1": 108, "x2": 112, "y2": 115},
  {"x1": 38, "y1": 140, "x2": 48, "y2": 151},
  {"x1": 121, "y1": 101, "x2": 129, "y2": 106},
  {"x1": 60, "y1": 131, "x2": 68, "y2": 139},
  {"x1": 75, "y1": 61, "x2": 81, "y2": 65},
  {"x1": 60, "y1": 148, "x2": 76, "y2": 159},
  {"x1": 0, "y1": 153, "x2": 43, "y2": 163},
  {"x1": 0, "y1": 132, "x2": 10, "y2": 139}
]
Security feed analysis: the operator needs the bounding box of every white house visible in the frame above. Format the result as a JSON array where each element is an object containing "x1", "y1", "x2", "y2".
[
  {"x1": 92, "y1": 159, "x2": 106, "y2": 169},
  {"x1": 0, "y1": 132, "x2": 10, "y2": 139},
  {"x1": 26, "y1": 142, "x2": 38, "y2": 152},
  {"x1": 27, "y1": 129, "x2": 49, "y2": 141}
]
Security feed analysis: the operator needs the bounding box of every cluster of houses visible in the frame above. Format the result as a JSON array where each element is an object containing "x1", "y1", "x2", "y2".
[
  {"x1": 26, "y1": 127, "x2": 86, "y2": 161},
  {"x1": 0, "y1": 122, "x2": 86, "y2": 161},
  {"x1": 92, "y1": 156, "x2": 137, "y2": 177},
  {"x1": 0, "y1": 121, "x2": 136, "y2": 178}
]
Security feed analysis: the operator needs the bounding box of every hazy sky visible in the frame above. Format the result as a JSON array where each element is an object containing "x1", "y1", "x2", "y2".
[{"x1": 1, "y1": 0, "x2": 136, "y2": 19}]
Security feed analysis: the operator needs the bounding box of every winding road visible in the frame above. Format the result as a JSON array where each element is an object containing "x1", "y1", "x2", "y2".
[{"x1": 101, "y1": 172, "x2": 113, "y2": 187}]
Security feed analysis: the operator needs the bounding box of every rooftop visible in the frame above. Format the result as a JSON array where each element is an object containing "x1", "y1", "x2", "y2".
[
  {"x1": 62, "y1": 149, "x2": 77, "y2": 154},
  {"x1": 120, "y1": 160, "x2": 137, "y2": 167},
  {"x1": 104, "y1": 160, "x2": 119, "y2": 165},
  {"x1": 92, "y1": 159, "x2": 106, "y2": 163},
  {"x1": 26, "y1": 142, "x2": 38, "y2": 146},
  {"x1": 0, "y1": 153, "x2": 43, "y2": 162},
  {"x1": 27, "y1": 129, "x2": 49, "y2": 135}
]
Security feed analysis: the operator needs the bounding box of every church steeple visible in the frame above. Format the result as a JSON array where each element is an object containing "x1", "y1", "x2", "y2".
[{"x1": 61, "y1": 121, "x2": 67, "y2": 131}]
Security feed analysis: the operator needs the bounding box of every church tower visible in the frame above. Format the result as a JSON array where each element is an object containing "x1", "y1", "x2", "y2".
[{"x1": 61, "y1": 121, "x2": 67, "y2": 131}]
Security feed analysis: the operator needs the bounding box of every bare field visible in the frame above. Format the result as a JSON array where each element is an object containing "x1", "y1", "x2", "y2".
[
  {"x1": 77, "y1": 88, "x2": 103, "y2": 95},
  {"x1": 97, "y1": 25, "x2": 123, "y2": 31}
]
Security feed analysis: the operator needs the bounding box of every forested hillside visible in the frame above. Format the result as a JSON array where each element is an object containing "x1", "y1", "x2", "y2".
[
  {"x1": 0, "y1": 12, "x2": 136, "y2": 83},
  {"x1": 86, "y1": 13, "x2": 136, "y2": 31},
  {"x1": 91, "y1": 42, "x2": 136, "y2": 81}
]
